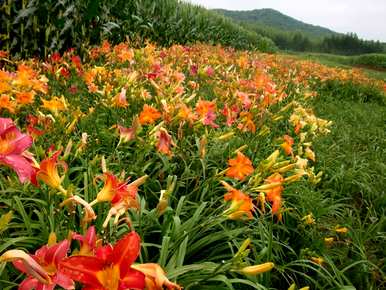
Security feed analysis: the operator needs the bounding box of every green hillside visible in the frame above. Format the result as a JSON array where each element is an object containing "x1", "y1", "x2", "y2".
[{"x1": 214, "y1": 8, "x2": 337, "y2": 39}]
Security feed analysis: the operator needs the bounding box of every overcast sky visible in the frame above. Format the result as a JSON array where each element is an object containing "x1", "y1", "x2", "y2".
[{"x1": 185, "y1": 0, "x2": 386, "y2": 42}]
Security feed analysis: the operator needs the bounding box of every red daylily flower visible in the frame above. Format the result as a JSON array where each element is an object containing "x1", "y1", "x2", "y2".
[
  {"x1": 60, "y1": 231, "x2": 145, "y2": 290},
  {"x1": 72, "y1": 226, "x2": 99, "y2": 256},
  {"x1": 221, "y1": 104, "x2": 239, "y2": 127},
  {"x1": 93, "y1": 173, "x2": 147, "y2": 227},
  {"x1": 95, "y1": 173, "x2": 138, "y2": 206},
  {"x1": 0, "y1": 118, "x2": 36, "y2": 184},
  {"x1": 226, "y1": 151, "x2": 254, "y2": 181},
  {"x1": 156, "y1": 128, "x2": 175, "y2": 156},
  {"x1": 1, "y1": 240, "x2": 74, "y2": 290}
]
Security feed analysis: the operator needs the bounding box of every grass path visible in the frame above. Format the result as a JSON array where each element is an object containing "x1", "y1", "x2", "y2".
[{"x1": 309, "y1": 94, "x2": 386, "y2": 289}]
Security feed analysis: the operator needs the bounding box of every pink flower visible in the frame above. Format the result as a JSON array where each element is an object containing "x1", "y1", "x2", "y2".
[
  {"x1": 1, "y1": 240, "x2": 74, "y2": 290},
  {"x1": 0, "y1": 118, "x2": 36, "y2": 184}
]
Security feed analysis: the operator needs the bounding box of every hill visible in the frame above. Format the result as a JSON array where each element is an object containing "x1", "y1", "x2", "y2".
[{"x1": 214, "y1": 8, "x2": 337, "y2": 39}]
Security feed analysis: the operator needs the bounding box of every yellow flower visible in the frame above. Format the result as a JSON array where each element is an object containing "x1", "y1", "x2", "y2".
[
  {"x1": 41, "y1": 96, "x2": 67, "y2": 116},
  {"x1": 302, "y1": 213, "x2": 315, "y2": 225},
  {"x1": 324, "y1": 237, "x2": 335, "y2": 244},
  {"x1": 311, "y1": 256, "x2": 324, "y2": 265}
]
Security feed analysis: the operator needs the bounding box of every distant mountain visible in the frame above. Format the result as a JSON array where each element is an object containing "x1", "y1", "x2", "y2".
[{"x1": 214, "y1": 8, "x2": 337, "y2": 39}]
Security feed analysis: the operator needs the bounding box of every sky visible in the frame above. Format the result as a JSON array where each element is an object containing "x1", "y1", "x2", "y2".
[{"x1": 185, "y1": 0, "x2": 386, "y2": 42}]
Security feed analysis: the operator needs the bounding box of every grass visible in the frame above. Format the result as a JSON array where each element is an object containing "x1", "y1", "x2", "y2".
[{"x1": 308, "y1": 90, "x2": 386, "y2": 289}]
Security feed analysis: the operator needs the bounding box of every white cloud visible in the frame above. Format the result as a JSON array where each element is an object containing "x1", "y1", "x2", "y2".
[{"x1": 184, "y1": 0, "x2": 386, "y2": 42}]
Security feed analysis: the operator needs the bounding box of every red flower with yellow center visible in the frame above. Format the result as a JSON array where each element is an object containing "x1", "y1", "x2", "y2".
[
  {"x1": 60, "y1": 231, "x2": 145, "y2": 290},
  {"x1": 93, "y1": 173, "x2": 147, "y2": 227},
  {"x1": 226, "y1": 151, "x2": 254, "y2": 181}
]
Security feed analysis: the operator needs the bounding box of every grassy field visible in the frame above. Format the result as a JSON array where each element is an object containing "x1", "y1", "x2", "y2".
[{"x1": 0, "y1": 43, "x2": 385, "y2": 290}]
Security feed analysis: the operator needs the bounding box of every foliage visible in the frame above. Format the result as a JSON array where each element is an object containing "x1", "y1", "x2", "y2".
[{"x1": 0, "y1": 0, "x2": 276, "y2": 58}]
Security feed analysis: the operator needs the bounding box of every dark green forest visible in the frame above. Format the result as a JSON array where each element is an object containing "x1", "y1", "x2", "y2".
[{"x1": 215, "y1": 8, "x2": 385, "y2": 55}]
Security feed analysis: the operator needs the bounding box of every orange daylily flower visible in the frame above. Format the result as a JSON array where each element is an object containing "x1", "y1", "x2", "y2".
[
  {"x1": 15, "y1": 91, "x2": 35, "y2": 105},
  {"x1": 281, "y1": 135, "x2": 294, "y2": 156},
  {"x1": 222, "y1": 181, "x2": 254, "y2": 220},
  {"x1": 237, "y1": 112, "x2": 256, "y2": 133},
  {"x1": 264, "y1": 173, "x2": 284, "y2": 217},
  {"x1": 36, "y1": 150, "x2": 68, "y2": 194},
  {"x1": 0, "y1": 81, "x2": 11, "y2": 94},
  {"x1": 226, "y1": 151, "x2": 254, "y2": 181},
  {"x1": 177, "y1": 103, "x2": 196, "y2": 124},
  {"x1": 0, "y1": 95, "x2": 16, "y2": 113},
  {"x1": 139, "y1": 104, "x2": 161, "y2": 125},
  {"x1": 131, "y1": 263, "x2": 181, "y2": 290}
]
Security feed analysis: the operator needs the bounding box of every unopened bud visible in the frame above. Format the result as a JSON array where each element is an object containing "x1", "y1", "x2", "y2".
[{"x1": 240, "y1": 262, "x2": 274, "y2": 275}]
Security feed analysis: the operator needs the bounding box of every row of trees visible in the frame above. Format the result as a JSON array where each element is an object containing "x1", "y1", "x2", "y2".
[{"x1": 244, "y1": 23, "x2": 385, "y2": 55}]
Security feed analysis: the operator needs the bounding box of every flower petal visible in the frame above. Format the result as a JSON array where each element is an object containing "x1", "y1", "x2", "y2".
[
  {"x1": 111, "y1": 232, "x2": 141, "y2": 277},
  {"x1": 60, "y1": 256, "x2": 104, "y2": 287},
  {"x1": 45, "y1": 240, "x2": 70, "y2": 266},
  {"x1": 19, "y1": 277, "x2": 39, "y2": 290},
  {"x1": 0, "y1": 118, "x2": 14, "y2": 135},
  {"x1": 54, "y1": 272, "x2": 75, "y2": 290},
  {"x1": 119, "y1": 268, "x2": 145, "y2": 290},
  {"x1": 0, "y1": 154, "x2": 35, "y2": 183}
]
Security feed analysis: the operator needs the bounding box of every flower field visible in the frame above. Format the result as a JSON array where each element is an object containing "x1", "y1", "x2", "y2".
[{"x1": 0, "y1": 42, "x2": 385, "y2": 289}]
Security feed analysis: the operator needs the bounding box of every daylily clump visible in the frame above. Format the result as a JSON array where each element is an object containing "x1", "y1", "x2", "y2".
[{"x1": 0, "y1": 39, "x2": 378, "y2": 289}]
